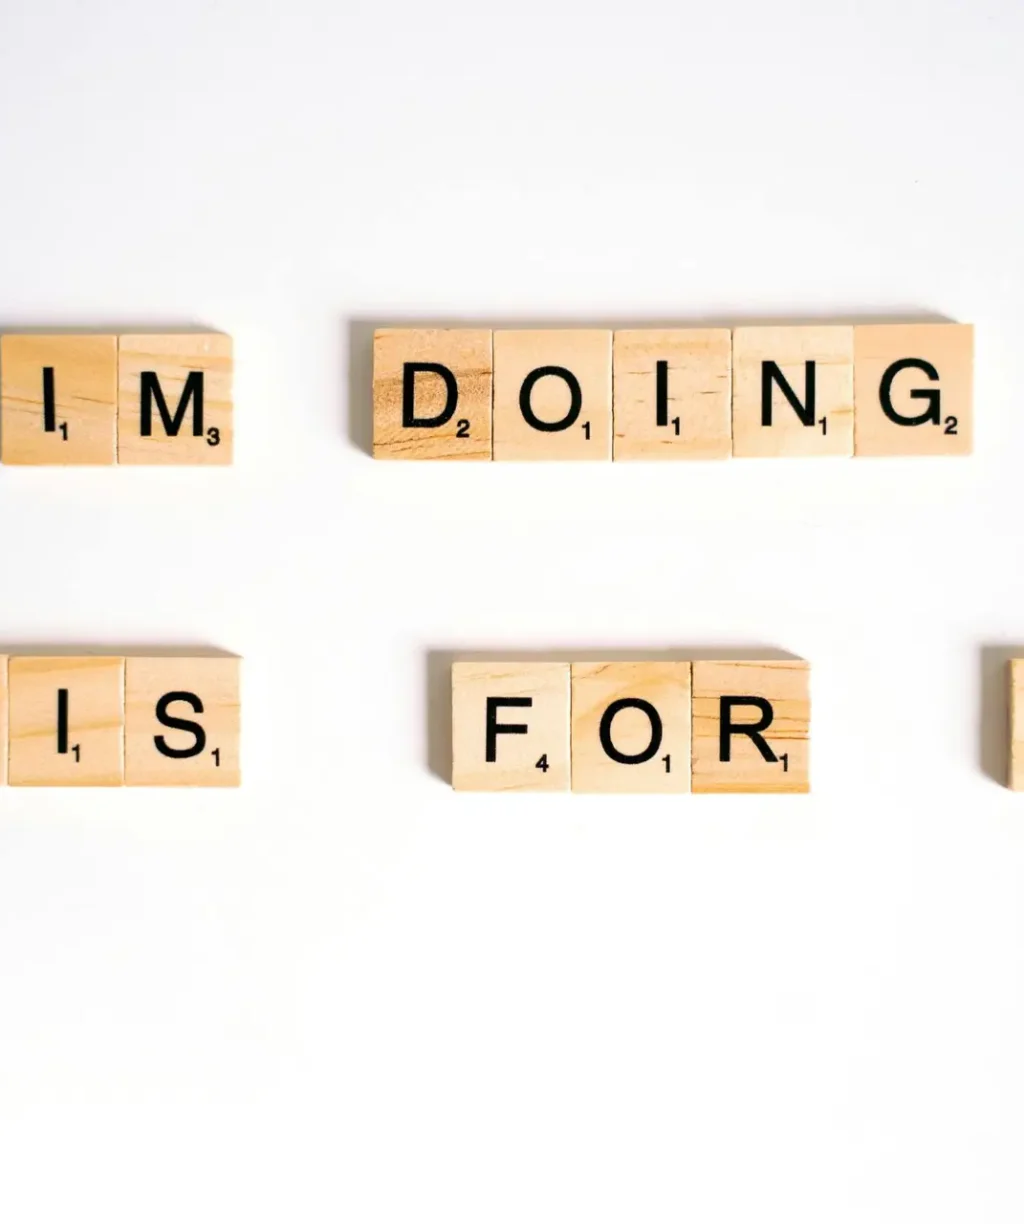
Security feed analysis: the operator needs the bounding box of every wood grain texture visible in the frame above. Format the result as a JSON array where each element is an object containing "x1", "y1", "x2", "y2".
[
  {"x1": 125, "y1": 656, "x2": 240, "y2": 787},
  {"x1": 732, "y1": 326, "x2": 853, "y2": 458},
  {"x1": 1011, "y1": 660, "x2": 1024, "y2": 792},
  {"x1": 571, "y1": 661, "x2": 691, "y2": 792},
  {"x1": 493, "y1": 330, "x2": 611, "y2": 460},
  {"x1": 854, "y1": 323, "x2": 973, "y2": 456},
  {"x1": 8, "y1": 656, "x2": 124, "y2": 787},
  {"x1": 118, "y1": 333, "x2": 232, "y2": 464},
  {"x1": 373, "y1": 328, "x2": 492, "y2": 460},
  {"x1": 613, "y1": 329, "x2": 731, "y2": 460},
  {"x1": 0, "y1": 334, "x2": 117, "y2": 465},
  {"x1": 691, "y1": 659, "x2": 810, "y2": 793},
  {"x1": 0, "y1": 656, "x2": 7, "y2": 787},
  {"x1": 452, "y1": 661, "x2": 570, "y2": 791}
]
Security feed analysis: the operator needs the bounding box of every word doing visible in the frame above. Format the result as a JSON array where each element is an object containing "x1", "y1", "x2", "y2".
[{"x1": 374, "y1": 323, "x2": 973, "y2": 461}]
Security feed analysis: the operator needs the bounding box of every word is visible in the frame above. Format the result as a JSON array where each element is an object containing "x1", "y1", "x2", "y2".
[{"x1": 0, "y1": 654, "x2": 240, "y2": 786}]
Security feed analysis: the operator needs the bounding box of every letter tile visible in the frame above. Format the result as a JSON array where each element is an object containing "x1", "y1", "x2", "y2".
[
  {"x1": 373, "y1": 328, "x2": 492, "y2": 460},
  {"x1": 8, "y1": 657, "x2": 124, "y2": 787},
  {"x1": 1011, "y1": 660, "x2": 1024, "y2": 792},
  {"x1": 732, "y1": 326, "x2": 853, "y2": 457},
  {"x1": 118, "y1": 333, "x2": 232, "y2": 464},
  {"x1": 571, "y1": 661, "x2": 691, "y2": 792},
  {"x1": 613, "y1": 329, "x2": 731, "y2": 460},
  {"x1": 691, "y1": 659, "x2": 809, "y2": 793},
  {"x1": 854, "y1": 323, "x2": 972, "y2": 456},
  {"x1": 492, "y1": 330, "x2": 611, "y2": 460},
  {"x1": 125, "y1": 656, "x2": 240, "y2": 787},
  {"x1": 452, "y1": 661, "x2": 570, "y2": 791},
  {"x1": 0, "y1": 334, "x2": 117, "y2": 465},
  {"x1": 0, "y1": 655, "x2": 7, "y2": 786}
]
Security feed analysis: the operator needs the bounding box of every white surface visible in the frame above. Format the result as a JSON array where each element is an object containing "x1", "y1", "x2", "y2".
[{"x1": 0, "y1": 0, "x2": 1022, "y2": 1219}]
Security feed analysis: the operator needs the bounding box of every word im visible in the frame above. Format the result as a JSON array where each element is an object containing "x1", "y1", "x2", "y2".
[
  {"x1": 0, "y1": 332, "x2": 233, "y2": 464},
  {"x1": 373, "y1": 323, "x2": 973, "y2": 461}
]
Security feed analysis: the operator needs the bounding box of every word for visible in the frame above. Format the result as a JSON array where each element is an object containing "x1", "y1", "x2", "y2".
[
  {"x1": 373, "y1": 323, "x2": 973, "y2": 461},
  {"x1": 0, "y1": 655, "x2": 240, "y2": 786},
  {"x1": 1012, "y1": 661, "x2": 1024, "y2": 792},
  {"x1": 451, "y1": 658, "x2": 810, "y2": 794},
  {"x1": 0, "y1": 333, "x2": 233, "y2": 465}
]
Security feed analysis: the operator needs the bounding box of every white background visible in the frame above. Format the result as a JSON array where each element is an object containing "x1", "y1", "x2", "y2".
[{"x1": 0, "y1": 0, "x2": 1022, "y2": 1219}]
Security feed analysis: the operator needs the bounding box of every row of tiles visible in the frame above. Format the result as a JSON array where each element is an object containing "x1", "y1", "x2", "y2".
[
  {"x1": 0, "y1": 652, "x2": 1018, "y2": 791},
  {"x1": 452, "y1": 659, "x2": 810, "y2": 793},
  {"x1": 455, "y1": 657, "x2": 1024, "y2": 793},
  {"x1": 0, "y1": 334, "x2": 233, "y2": 464},
  {"x1": 0, "y1": 656, "x2": 239, "y2": 786},
  {"x1": 374, "y1": 324, "x2": 974, "y2": 460}
]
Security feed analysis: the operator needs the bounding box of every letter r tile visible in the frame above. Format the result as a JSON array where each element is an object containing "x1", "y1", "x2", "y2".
[
  {"x1": 452, "y1": 661, "x2": 570, "y2": 791},
  {"x1": 372, "y1": 328, "x2": 492, "y2": 460},
  {"x1": 691, "y1": 659, "x2": 810, "y2": 794}
]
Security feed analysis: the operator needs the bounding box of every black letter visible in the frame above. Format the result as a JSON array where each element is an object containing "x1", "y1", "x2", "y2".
[
  {"x1": 655, "y1": 360, "x2": 669, "y2": 428},
  {"x1": 140, "y1": 370, "x2": 204, "y2": 437},
  {"x1": 485, "y1": 696, "x2": 531, "y2": 762},
  {"x1": 154, "y1": 691, "x2": 207, "y2": 759},
  {"x1": 879, "y1": 357, "x2": 940, "y2": 426},
  {"x1": 57, "y1": 688, "x2": 69, "y2": 754},
  {"x1": 43, "y1": 367, "x2": 56, "y2": 433},
  {"x1": 402, "y1": 362, "x2": 458, "y2": 428},
  {"x1": 519, "y1": 366, "x2": 582, "y2": 432},
  {"x1": 762, "y1": 360, "x2": 815, "y2": 427},
  {"x1": 719, "y1": 696, "x2": 777, "y2": 763},
  {"x1": 599, "y1": 698, "x2": 663, "y2": 765}
]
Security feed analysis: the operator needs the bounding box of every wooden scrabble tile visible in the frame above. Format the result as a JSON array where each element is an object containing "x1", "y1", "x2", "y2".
[
  {"x1": 732, "y1": 326, "x2": 854, "y2": 457},
  {"x1": 373, "y1": 328, "x2": 492, "y2": 460},
  {"x1": 691, "y1": 659, "x2": 809, "y2": 793},
  {"x1": 0, "y1": 334, "x2": 117, "y2": 465},
  {"x1": 1011, "y1": 660, "x2": 1024, "y2": 792},
  {"x1": 118, "y1": 333, "x2": 232, "y2": 464},
  {"x1": 571, "y1": 661, "x2": 691, "y2": 792},
  {"x1": 125, "y1": 656, "x2": 240, "y2": 786},
  {"x1": 613, "y1": 329, "x2": 731, "y2": 460},
  {"x1": 452, "y1": 661, "x2": 570, "y2": 791},
  {"x1": 0, "y1": 656, "x2": 7, "y2": 787},
  {"x1": 854, "y1": 323, "x2": 973, "y2": 456},
  {"x1": 8, "y1": 656, "x2": 124, "y2": 786},
  {"x1": 493, "y1": 330, "x2": 611, "y2": 460}
]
